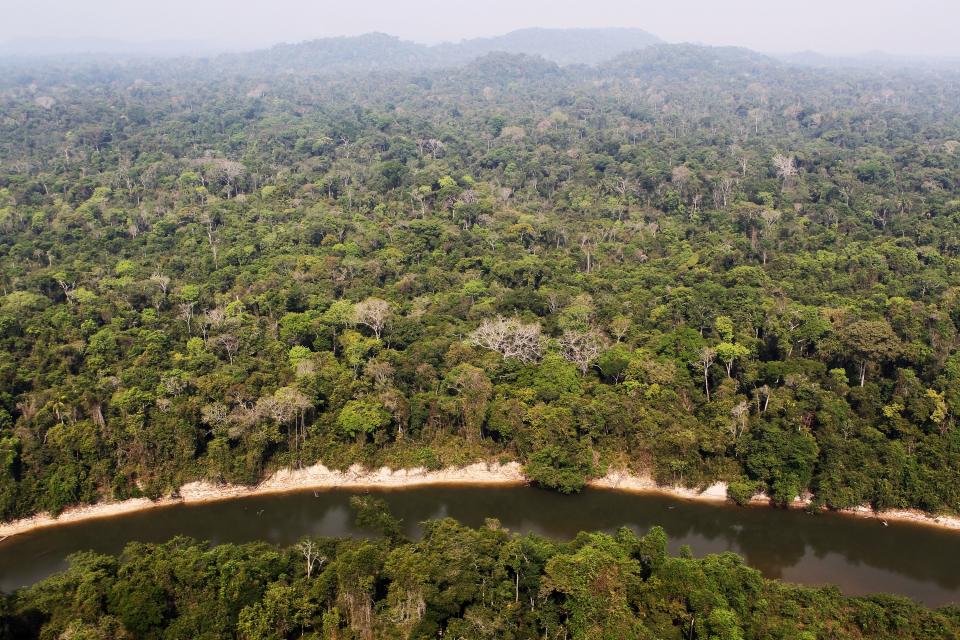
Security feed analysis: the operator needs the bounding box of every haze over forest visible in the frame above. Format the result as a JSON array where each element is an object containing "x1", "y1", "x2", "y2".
[{"x1": 2, "y1": 0, "x2": 960, "y2": 61}]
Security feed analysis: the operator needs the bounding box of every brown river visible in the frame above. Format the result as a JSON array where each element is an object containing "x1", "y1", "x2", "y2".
[{"x1": 1, "y1": 486, "x2": 958, "y2": 606}]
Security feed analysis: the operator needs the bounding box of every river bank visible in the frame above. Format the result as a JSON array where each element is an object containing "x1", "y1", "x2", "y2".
[
  {"x1": 0, "y1": 462, "x2": 527, "y2": 539},
  {"x1": 2, "y1": 462, "x2": 960, "y2": 540},
  {"x1": 588, "y1": 469, "x2": 960, "y2": 531}
]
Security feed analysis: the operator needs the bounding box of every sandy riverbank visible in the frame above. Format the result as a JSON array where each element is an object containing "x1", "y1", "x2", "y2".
[
  {"x1": 0, "y1": 462, "x2": 527, "y2": 539},
  {"x1": 2, "y1": 463, "x2": 960, "y2": 540},
  {"x1": 586, "y1": 469, "x2": 731, "y2": 501},
  {"x1": 588, "y1": 469, "x2": 960, "y2": 531}
]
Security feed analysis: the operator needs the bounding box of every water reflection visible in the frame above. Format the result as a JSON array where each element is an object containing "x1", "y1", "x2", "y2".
[{"x1": 0, "y1": 486, "x2": 957, "y2": 606}]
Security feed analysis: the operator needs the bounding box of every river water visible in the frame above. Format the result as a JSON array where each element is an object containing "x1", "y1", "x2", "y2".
[{"x1": 1, "y1": 486, "x2": 958, "y2": 606}]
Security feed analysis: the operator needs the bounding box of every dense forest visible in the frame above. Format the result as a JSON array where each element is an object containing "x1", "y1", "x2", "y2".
[
  {"x1": 4, "y1": 501, "x2": 960, "y2": 639},
  {"x1": 2, "y1": 37, "x2": 960, "y2": 526}
]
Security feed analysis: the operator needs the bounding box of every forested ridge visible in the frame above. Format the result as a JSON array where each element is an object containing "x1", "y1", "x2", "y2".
[
  {"x1": 2, "y1": 41, "x2": 960, "y2": 524},
  {"x1": 3, "y1": 501, "x2": 960, "y2": 639}
]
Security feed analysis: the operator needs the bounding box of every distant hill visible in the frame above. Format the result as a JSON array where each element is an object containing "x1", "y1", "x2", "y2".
[
  {"x1": 777, "y1": 49, "x2": 960, "y2": 70},
  {"x1": 5, "y1": 30, "x2": 959, "y2": 75},
  {"x1": 436, "y1": 27, "x2": 661, "y2": 66},
  {"x1": 225, "y1": 28, "x2": 661, "y2": 75},
  {"x1": 453, "y1": 52, "x2": 563, "y2": 85},
  {"x1": 230, "y1": 33, "x2": 434, "y2": 74},
  {"x1": 605, "y1": 43, "x2": 780, "y2": 78}
]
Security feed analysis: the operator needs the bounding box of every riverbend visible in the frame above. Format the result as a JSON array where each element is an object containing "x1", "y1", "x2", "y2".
[{"x1": 1, "y1": 484, "x2": 959, "y2": 607}]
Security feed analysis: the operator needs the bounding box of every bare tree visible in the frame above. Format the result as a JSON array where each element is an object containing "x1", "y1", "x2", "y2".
[
  {"x1": 613, "y1": 176, "x2": 633, "y2": 200},
  {"x1": 731, "y1": 401, "x2": 749, "y2": 441},
  {"x1": 611, "y1": 176, "x2": 634, "y2": 220},
  {"x1": 693, "y1": 347, "x2": 717, "y2": 401},
  {"x1": 753, "y1": 384, "x2": 772, "y2": 413},
  {"x1": 195, "y1": 157, "x2": 246, "y2": 198},
  {"x1": 545, "y1": 291, "x2": 565, "y2": 315},
  {"x1": 178, "y1": 302, "x2": 195, "y2": 334},
  {"x1": 415, "y1": 138, "x2": 445, "y2": 159},
  {"x1": 364, "y1": 359, "x2": 396, "y2": 390},
  {"x1": 558, "y1": 328, "x2": 607, "y2": 374},
  {"x1": 257, "y1": 387, "x2": 313, "y2": 458},
  {"x1": 256, "y1": 388, "x2": 300, "y2": 425},
  {"x1": 199, "y1": 210, "x2": 219, "y2": 266},
  {"x1": 772, "y1": 154, "x2": 798, "y2": 181},
  {"x1": 160, "y1": 372, "x2": 187, "y2": 397},
  {"x1": 226, "y1": 400, "x2": 260, "y2": 440},
  {"x1": 354, "y1": 297, "x2": 390, "y2": 339},
  {"x1": 469, "y1": 316, "x2": 544, "y2": 363},
  {"x1": 297, "y1": 539, "x2": 327, "y2": 579},
  {"x1": 149, "y1": 271, "x2": 171, "y2": 312},
  {"x1": 578, "y1": 225, "x2": 615, "y2": 274},
  {"x1": 759, "y1": 209, "x2": 782, "y2": 264},
  {"x1": 712, "y1": 176, "x2": 736, "y2": 209},
  {"x1": 201, "y1": 402, "x2": 229, "y2": 436},
  {"x1": 150, "y1": 270, "x2": 170, "y2": 296},
  {"x1": 202, "y1": 306, "x2": 228, "y2": 340},
  {"x1": 378, "y1": 387, "x2": 410, "y2": 439},
  {"x1": 691, "y1": 192, "x2": 703, "y2": 215},
  {"x1": 57, "y1": 279, "x2": 77, "y2": 304},
  {"x1": 760, "y1": 209, "x2": 781, "y2": 228},
  {"x1": 410, "y1": 187, "x2": 427, "y2": 216},
  {"x1": 215, "y1": 333, "x2": 240, "y2": 364},
  {"x1": 204, "y1": 307, "x2": 227, "y2": 328}
]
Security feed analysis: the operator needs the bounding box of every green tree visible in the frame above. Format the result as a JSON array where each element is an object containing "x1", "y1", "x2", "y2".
[{"x1": 337, "y1": 398, "x2": 391, "y2": 440}]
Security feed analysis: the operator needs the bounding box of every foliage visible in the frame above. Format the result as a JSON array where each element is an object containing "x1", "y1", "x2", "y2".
[
  {"x1": 4, "y1": 521, "x2": 959, "y2": 639},
  {"x1": 1, "y1": 40, "x2": 960, "y2": 523}
]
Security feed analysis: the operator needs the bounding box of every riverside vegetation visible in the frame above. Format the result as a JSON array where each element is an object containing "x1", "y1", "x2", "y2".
[
  {"x1": 2, "y1": 35, "x2": 960, "y2": 525},
  {"x1": 2, "y1": 498, "x2": 960, "y2": 639}
]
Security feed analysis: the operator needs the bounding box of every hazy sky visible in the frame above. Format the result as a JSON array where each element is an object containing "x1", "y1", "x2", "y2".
[{"x1": 3, "y1": 0, "x2": 959, "y2": 57}]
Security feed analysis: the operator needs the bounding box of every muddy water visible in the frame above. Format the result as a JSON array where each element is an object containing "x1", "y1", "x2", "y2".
[{"x1": 1, "y1": 486, "x2": 958, "y2": 606}]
